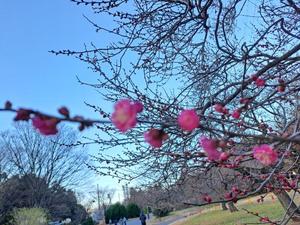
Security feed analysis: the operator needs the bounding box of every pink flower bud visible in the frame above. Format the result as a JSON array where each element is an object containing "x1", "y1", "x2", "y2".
[
  {"x1": 133, "y1": 101, "x2": 143, "y2": 113},
  {"x1": 220, "y1": 152, "x2": 229, "y2": 161},
  {"x1": 240, "y1": 98, "x2": 251, "y2": 104},
  {"x1": 4, "y1": 101, "x2": 12, "y2": 109},
  {"x1": 224, "y1": 192, "x2": 232, "y2": 200},
  {"x1": 231, "y1": 109, "x2": 241, "y2": 119},
  {"x1": 260, "y1": 217, "x2": 270, "y2": 223},
  {"x1": 58, "y1": 106, "x2": 70, "y2": 117},
  {"x1": 251, "y1": 75, "x2": 258, "y2": 81},
  {"x1": 218, "y1": 140, "x2": 227, "y2": 148},
  {"x1": 232, "y1": 186, "x2": 239, "y2": 194},
  {"x1": 255, "y1": 78, "x2": 266, "y2": 87},
  {"x1": 214, "y1": 104, "x2": 224, "y2": 113},
  {"x1": 222, "y1": 108, "x2": 229, "y2": 114},
  {"x1": 14, "y1": 109, "x2": 31, "y2": 121},
  {"x1": 144, "y1": 128, "x2": 168, "y2": 148},
  {"x1": 277, "y1": 85, "x2": 285, "y2": 93},
  {"x1": 203, "y1": 195, "x2": 212, "y2": 203}
]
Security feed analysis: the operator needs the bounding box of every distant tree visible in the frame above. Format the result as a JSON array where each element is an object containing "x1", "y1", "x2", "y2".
[
  {"x1": 105, "y1": 203, "x2": 127, "y2": 223},
  {"x1": 0, "y1": 123, "x2": 90, "y2": 188},
  {"x1": 129, "y1": 185, "x2": 175, "y2": 212},
  {"x1": 0, "y1": 174, "x2": 88, "y2": 225},
  {"x1": 126, "y1": 203, "x2": 140, "y2": 218},
  {"x1": 0, "y1": 147, "x2": 9, "y2": 184}
]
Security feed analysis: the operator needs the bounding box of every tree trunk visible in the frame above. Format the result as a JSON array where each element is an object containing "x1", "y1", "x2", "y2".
[
  {"x1": 227, "y1": 201, "x2": 238, "y2": 212},
  {"x1": 274, "y1": 190, "x2": 300, "y2": 221},
  {"x1": 221, "y1": 202, "x2": 228, "y2": 210}
]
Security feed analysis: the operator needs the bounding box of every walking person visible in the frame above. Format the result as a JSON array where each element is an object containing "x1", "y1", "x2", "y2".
[
  {"x1": 122, "y1": 217, "x2": 127, "y2": 225},
  {"x1": 139, "y1": 212, "x2": 147, "y2": 225}
]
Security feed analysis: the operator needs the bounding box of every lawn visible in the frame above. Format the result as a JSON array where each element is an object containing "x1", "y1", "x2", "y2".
[{"x1": 173, "y1": 195, "x2": 299, "y2": 225}]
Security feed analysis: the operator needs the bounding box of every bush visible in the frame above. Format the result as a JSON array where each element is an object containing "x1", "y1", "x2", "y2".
[
  {"x1": 152, "y1": 207, "x2": 171, "y2": 218},
  {"x1": 126, "y1": 203, "x2": 140, "y2": 218},
  {"x1": 81, "y1": 217, "x2": 95, "y2": 225},
  {"x1": 105, "y1": 203, "x2": 127, "y2": 223},
  {"x1": 11, "y1": 208, "x2": 47, "y2": 225}
]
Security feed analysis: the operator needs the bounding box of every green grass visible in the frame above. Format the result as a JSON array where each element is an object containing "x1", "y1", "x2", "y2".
[
  {"x1": 152, "y1": 194, "x2": 300, "y2": 225},
  {"x1": 171, "y1": 195, "x2": 300, "y2": 225},
  {"x1": 174, "y1": 201, "x2": 287, "y2": 225}
]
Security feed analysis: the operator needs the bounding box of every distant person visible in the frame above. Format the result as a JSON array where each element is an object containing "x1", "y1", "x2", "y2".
[
  {"x1": 140, "y1": 212, "x2": 147, "y2": 225},
  {"x1": 122, "y1": 217, "x2": 127, "y2": 225}
]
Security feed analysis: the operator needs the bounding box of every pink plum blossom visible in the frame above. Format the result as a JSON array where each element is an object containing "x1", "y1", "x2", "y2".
[
  {"x1": 111, "y1": 99, "x2": 139, "y2": 132},
  {"x1": 144, "y1": 128, "x2": 168, "y2": 148},
  {"x1": 199, "y1": 136, "x2": 221, "y2": 161},
  {"x1": 178, "y1": 109, "x2": 199, "y2": 131},
  {"x1": 32, "y1": 115, "x2": 59, "y2": 135},
  {"x1": 253, "y1": 144, "x2": 278, "y2": 166}
]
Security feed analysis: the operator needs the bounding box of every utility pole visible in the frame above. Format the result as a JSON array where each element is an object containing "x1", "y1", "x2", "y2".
[
  {"x1": 97, "y1": 184, "x2": 100, "y2": 211},
  {"x1": 126, "y1": 184, "x2": 129, "y2": 200},
  {"x1": 122, "y1": 184, "x2": 130, "y2": 204},
  {"x1": 107, "y1": 193, "x2": 112, "y2": 205},
  {"x1": 122, "y1": 185, "x2": 126, "y2": 203}
]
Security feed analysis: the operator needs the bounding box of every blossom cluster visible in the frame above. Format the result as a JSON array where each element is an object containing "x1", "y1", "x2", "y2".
[
  {"x1": 10, "y1": 96, "x2": 279, "y2": 167},
  {"x1": 110, "y1": 99, "x2": 279, "y2": 167},
  {"x1": 14, "y1": 108, "x2": 59, "y2": 135}
]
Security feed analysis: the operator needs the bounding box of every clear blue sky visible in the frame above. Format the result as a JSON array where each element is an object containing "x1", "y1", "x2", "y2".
[{"x1": 0, "y1": 0, "x2": 124, "y2": 201}]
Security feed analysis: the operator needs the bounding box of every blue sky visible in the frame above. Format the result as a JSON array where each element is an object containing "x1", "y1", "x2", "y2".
[
  {"x1": 0, "y1": 0, "x2": 124, "y2": 201},
  {"x1": 0, "y1": 0, "x2": 104, "y2": 118}
]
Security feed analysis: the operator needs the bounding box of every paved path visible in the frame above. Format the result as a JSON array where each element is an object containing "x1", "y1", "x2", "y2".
[
  {"x1": 126, "y1": 215, "x2": 185, "y2": 225},
  {"x1": 152, "y1": 215, "x2": 185, "y2": 225},
  {"x1": 126, "y1": 218, "x2": 141, "y2": 225}
]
